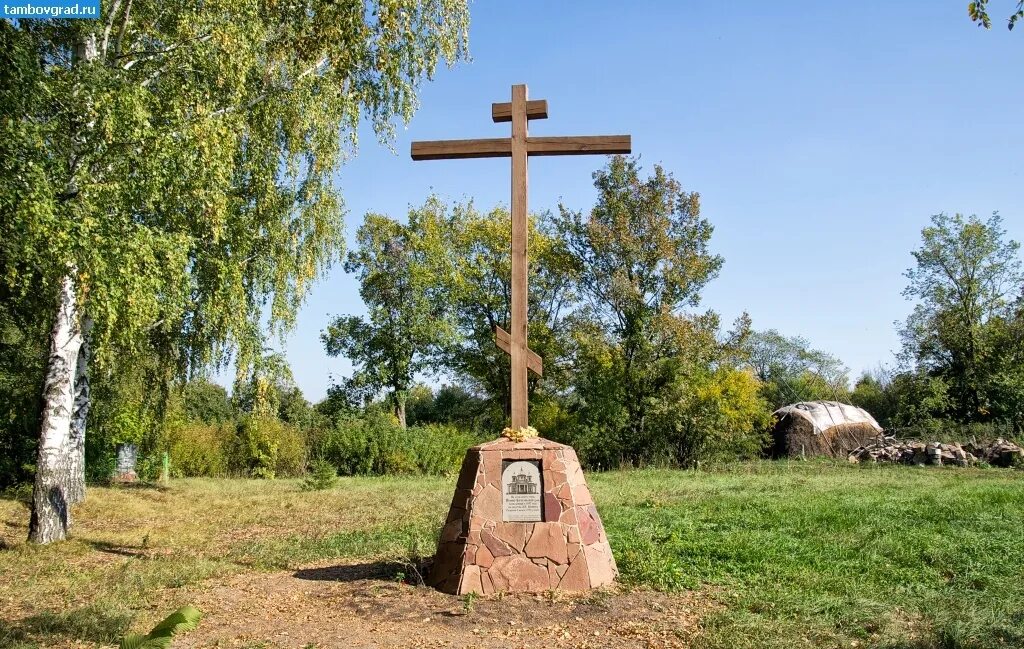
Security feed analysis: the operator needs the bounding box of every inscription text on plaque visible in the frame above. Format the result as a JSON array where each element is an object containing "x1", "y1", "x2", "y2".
[{"x1": 501, "y1": 460, "x2": 542, "y2": 522}]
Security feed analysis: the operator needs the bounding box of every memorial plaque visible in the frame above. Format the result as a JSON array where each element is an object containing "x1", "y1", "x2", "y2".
[{"x1": 501, "y1": 459, "x2": 542, "y2": 522}]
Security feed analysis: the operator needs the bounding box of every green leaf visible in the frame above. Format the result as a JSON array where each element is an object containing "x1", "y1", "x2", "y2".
[
  {"x1": 147, "y1": 605, "x2": 202, "y2": 638},
  {"x1": 119, "y1": 606, "x2": 202, "y2": 649},
  {"x1": 120, "y1": 634, "x2": 148, "y2": 649}
]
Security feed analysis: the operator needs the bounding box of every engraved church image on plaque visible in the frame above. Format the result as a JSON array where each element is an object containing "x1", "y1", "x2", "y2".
[{"x1": 501, "y1": 460, "x2": 542, "y2": 522}]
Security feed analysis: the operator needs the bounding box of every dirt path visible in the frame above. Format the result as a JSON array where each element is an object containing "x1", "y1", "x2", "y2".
[{"x1": 177, "y1": 561, "x2": 710, "y2": 649}]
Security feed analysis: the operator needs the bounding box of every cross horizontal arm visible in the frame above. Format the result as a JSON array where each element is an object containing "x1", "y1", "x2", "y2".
[
  {"x1": 411, "y1": 137, "x2": 511, "y2": 160},
  {"x1": 492, "y1": 99, "x2": 548, "y2": 122},
  {"x1": 526, "y1": 135, "x2": 631, "y2": 157},
  {"x1": 494, "y1": 325, "x2": 543, "y2": 377},
  {"x1": 411, "y1": 135, "x2": 631, "y2": 160}
]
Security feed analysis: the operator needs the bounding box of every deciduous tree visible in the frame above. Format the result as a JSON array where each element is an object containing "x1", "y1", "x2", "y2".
[
  {"x1": 323, "y1": 201, "x2": 458, "y2": 427},
  {"x1": 900, "y1": 212, "x2": 1023, "y2": 422},
  {"x1": 436, "y1": 203, "x2": 577, "y2": 420},
  {"x1": 744, "y1": 329, "x2": 850, "y2": 409},
  {"x1": 555, "y1": 156, "x2": 735, "y2": 465}
]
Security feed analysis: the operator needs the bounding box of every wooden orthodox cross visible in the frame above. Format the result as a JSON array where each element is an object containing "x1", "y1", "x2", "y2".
[{"x1": 411, "y1": 84, "x2": 630, "y2": 429}]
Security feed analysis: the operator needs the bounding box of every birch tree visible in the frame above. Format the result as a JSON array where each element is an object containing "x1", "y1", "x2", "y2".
[
  {"x1": 968, "y1": 0, "x2": 1024, "y2": 30},
  {"x1": 0, "y1": 1, "x2": 469, "y2": 542}
]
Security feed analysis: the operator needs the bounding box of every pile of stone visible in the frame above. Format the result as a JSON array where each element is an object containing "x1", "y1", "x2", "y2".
[
  {"x1": 972, "y1": 438, "x2": 1024, "y2": 468},
  {"x1": 848, "y1": 436, "x2": 1024, "y2": 468}
]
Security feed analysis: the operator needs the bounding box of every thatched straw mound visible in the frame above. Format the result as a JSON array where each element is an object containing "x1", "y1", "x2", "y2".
[{"x1": 771, "y1": 401, "x2": 883, "y2": 459}]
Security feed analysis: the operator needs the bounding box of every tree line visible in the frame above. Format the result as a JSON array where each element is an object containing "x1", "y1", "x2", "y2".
[
  {"x1": 324, "y1": 157, "x2": 768, "y2": 468},
  {"x1": 324, "y1": 164, "x2": 1024, "y2": 465},
  {"x1": 4, "y1": 155, "x2": 1023, "y2": 519}
]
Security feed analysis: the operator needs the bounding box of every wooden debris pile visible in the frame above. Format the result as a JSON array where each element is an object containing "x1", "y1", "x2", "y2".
[{"x1": 848, "y1": 437, "x2": 1024, "y2": 467}]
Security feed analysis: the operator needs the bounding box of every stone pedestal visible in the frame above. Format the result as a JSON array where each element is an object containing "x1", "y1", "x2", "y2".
[{"x1": 428, "y1": 437, "x2": 616, "y2": 595}]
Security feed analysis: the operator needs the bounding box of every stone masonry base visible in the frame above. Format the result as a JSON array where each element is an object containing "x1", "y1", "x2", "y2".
[{"x1": 428, "y1": 437, "x2": 616, "y2": 594}]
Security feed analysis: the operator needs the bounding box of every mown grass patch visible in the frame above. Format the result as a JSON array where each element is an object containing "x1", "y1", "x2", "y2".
[
  {"x1": 1, "y1": 461, "x2": 1023, "y2": 648},
  {"x1": 592, "y1": 462, "x2": 1024, "y2": 648}
]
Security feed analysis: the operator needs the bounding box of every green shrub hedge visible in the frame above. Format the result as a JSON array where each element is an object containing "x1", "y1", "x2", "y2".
[
  {"x1": 166, "y1": 417, "x2": 307, "y2": 478},
  {"x1": 319, "y1": 411, "x2": 483, "y2": 476},
  {"x1": 164, "y1": 410, "x2": 480, "y2": 478},
  {"x1": 166, "y1": 422, "x2": 233, "y2": 477}
]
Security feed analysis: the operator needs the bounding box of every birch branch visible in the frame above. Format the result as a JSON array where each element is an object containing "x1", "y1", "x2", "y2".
[
  {"x1": 99, "y1": 0, "x2": 123, "y2": 58},
  {"x1": 114, "y1": 0, "x2": 133, "y2": 57},
  {"x1": 209, "y1": 56, "x2": 330, "y2": 118},
  {"x1": 119, "y1": 33, "x2": 212, "y2": 70}
]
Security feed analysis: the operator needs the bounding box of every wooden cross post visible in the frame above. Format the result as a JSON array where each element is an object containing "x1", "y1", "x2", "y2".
[{"x1": 411, "y1": 84, "x2": 630, "y2": 429}]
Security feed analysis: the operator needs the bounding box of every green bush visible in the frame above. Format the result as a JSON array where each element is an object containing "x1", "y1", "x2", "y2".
[
  {"x1": 165, "y1": 415, "x2": 307, "y2": 479},
  {"x1": 85, "y1": 437, "x2": 118, "y2": 483},
  {"x1": 666, "y1": 367, "x2": 773, "y2": 466},
  {"x1": 229, "y1": 415, "x2": 306, "y2": 479},
  {"x1": 411, "y1": 423, "x2": 483, "y2": 474},
  {"x1": 301, "y1": 458, "x2": 339, "y2": 491},
  {"x1": 273, "y1": 420, "x2": 307, "y2": 477},
  {"x1": 559, "y1": 414, "x2": 630, "y2": 471},
  {"x1": 565, "y1": 367, "x2": 772, "y2": 470},
  {"x1": 166, "y1": 422, "x2": 233, "y2": 477},
  {"x1": 320, "y1": 411, "x2": 482, "y2": 476}
]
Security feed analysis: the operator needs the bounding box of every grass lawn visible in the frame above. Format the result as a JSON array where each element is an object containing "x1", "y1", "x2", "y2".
[{"x1": 1, "y1": 461, "x2": 1023, "y2": 648}]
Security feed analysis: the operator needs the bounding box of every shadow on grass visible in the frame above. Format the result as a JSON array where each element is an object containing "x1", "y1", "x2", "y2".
[
  {"x1": 0, "y1": 605, "x2": 132, "y2": 649},
  {"x1": 293, "y1": 560, "x2": 418, "y2": 584},
  {"x1": 85, "y1": 539, "x2": 149, "y2": 558},
  {"x1": 105, "y1": 481, "x2": 171, "y2": 493}
]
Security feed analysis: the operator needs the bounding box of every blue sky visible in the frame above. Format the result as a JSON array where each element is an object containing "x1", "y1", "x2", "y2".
[{"x1": 245, "y1": 2, "x2": 1024, "y2": 401}]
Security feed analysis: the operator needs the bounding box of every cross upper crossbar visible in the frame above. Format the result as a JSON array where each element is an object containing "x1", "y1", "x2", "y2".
[
  {"x1": 492, "y1": 99, "x2": 548, "y2": 122},
  {"x1": 411, "y1": 84, "x2": 630, "y2": 429}
]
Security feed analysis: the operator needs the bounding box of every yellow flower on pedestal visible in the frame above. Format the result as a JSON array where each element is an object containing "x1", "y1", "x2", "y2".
[{"x1": 501, "y1": 426, "x2": 539, "y2": 443}]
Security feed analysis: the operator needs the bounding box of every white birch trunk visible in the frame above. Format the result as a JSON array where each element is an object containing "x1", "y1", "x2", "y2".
[
  {"x1": 29, "y1": 33, "x2": 96, "y2": 544},
  {"x1": 66, "y1": 316, "x2": 93, "y2": 504},
  {"x1": 29, "y1": 273, "x2": 83, "y2": 544}
]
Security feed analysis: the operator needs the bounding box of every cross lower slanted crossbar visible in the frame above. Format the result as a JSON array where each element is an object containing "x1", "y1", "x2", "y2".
[{"x1": 494, "y1": 325, "x2": 543, "y2": 377}]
